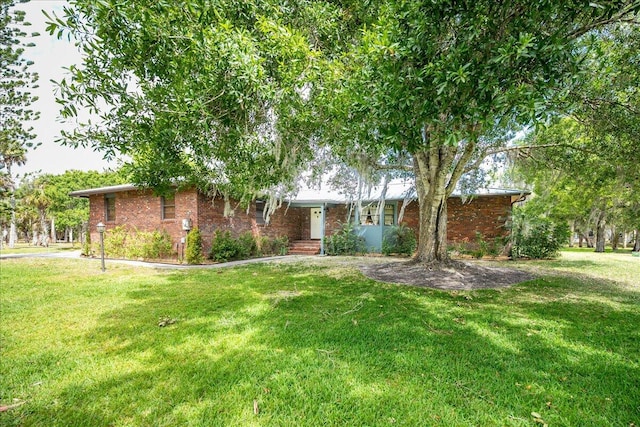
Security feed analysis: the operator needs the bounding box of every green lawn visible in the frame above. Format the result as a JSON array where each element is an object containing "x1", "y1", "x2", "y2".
[
  {"x1": 0, "y1": 242, "x2": 79, "y2": 255},
  {"x1": 1, "y1": 252, "x2": 638, "y2": 426}
]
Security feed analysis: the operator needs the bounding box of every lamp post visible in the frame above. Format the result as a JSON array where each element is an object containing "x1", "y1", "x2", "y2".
[
  {"x1": 181, "y1": 218, "x2": 192, "y2": 263},
  {"x1": 96, "y1": 222, "x2": 106, "y2": 272}
]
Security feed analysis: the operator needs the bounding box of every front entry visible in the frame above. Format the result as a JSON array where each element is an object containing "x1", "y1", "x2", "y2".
[{"x1": 310, "y1": 208, "x2": 322, "y2": 239}]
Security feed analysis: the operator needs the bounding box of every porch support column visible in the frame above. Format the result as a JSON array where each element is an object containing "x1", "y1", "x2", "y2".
[{"x1": 320, "y1": 203, "x2": 326, "y2": 255}]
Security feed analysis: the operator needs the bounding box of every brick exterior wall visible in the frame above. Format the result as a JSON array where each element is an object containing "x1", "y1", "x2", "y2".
[
  {"x1": 325, "y1": 204, "x2": 351, "y2": 236},
  {"x1": 196, "y1": 194, "x2": 305, "y2": 254},
  {"x1": 88, "y1": 188, "x2": 199, "y2": 254},
  {"x1": 86, "y1": 188, "x2": 513, "y2": 257},
  {"x1": 399, "y1": 195, "x2": 512, "y2": 243},
  {"x1": 88, "y1": 188, "x2": 308, "y2": 256}
]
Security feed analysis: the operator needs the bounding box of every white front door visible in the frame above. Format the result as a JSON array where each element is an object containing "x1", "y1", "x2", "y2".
[{"x1": 310, "y1": 208, "x2": 322, "y2": 239}]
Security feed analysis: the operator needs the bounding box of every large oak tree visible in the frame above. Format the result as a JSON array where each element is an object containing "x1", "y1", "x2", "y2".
[{"x1": 50, "y1": 1, "x2": 639, "y2": 264}]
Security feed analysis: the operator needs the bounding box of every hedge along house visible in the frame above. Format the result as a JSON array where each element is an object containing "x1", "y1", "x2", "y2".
[{"x1": 70, "y1": 182, "x2": 529, "y2": 258}]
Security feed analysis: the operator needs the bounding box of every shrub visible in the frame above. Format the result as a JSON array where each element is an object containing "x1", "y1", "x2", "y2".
[
  {"x1": 102, "y1": 225, "x2": 128, "y2": 258},
  {"x1": 186, "y1": 227, "x2": 204, "y2": 264},
  {"x1": 487, "y1": 235, "x2": 506, "y2": 258},
  {"x1": 127, "y1": 230, "x2": 174, "y2": 259},
  {"x1": 256, "y1": 236, "x2": 270, "y2": 256},
  {"x1": 255, "y1": 235, "x2": 288, "y2": 256},
  {"x1": 510, "y1": 211, "x2": 570, "y2": 259},
  {"x1": 237, "y1": 231, "x2": 258, "y2": 258},
  {"x1": 81, "y1": 227, "x2": 92, "y2": 257},
  {"x1": 382, "y1": 225, "x2": 417, "y2": 256},
  {"x1": 272, "y1": 236, "x2": 289, "y2": 255},
  {"x1": 209, "y1": 230, "x2": 241, "y2": 262},
  {"x1": 325, "y1": 222, "x2": 366, "y2": 255},
  {"x1": 472, "y1": 232, "x2": 489, "y2": 258}
]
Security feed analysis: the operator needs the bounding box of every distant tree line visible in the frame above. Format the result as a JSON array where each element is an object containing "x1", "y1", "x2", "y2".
[{"x1": 0, "y1": 169, "x2": 126, "y2": 247}]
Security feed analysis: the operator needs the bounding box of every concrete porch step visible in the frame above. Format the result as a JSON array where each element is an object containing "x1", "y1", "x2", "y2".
[{"x1": 289, "y1": 240, "x2": 321, "y2": 255}]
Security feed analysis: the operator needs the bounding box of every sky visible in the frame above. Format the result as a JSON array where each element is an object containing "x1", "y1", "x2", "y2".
[{"x1": 13, "y1": 0, "x2": 117, "y2": 178}]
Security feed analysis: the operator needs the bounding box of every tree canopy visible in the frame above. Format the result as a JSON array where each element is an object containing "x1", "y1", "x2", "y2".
[
  {"x1": 515, "y1": 25, "x2": 640, "y2": 252},
  {"x1": 1, "y1": 169, "x2": 126, "y2": 242},
  {"x1": 1, "y1": 0, "x2": 39, "y2": 247},
  {"x1": 0, "y1": 0, "x2": 39, "y2": 179},
  {"x1": 49, "y1": 1, "x2": 640, "y2": 263}
]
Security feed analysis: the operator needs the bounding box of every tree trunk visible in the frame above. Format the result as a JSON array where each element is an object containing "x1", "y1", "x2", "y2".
[
  {"x1": 415, "y1": 189, "x2": 449, "y2": 263},
  {"x1": 39, "y1": 212, "x2": 50, "y2": 247},
  {"x1": 634, "y1": 229, "x2": 640, "y2": 252},
  {"x1": 569, "y1": 221, "x2": 575, "y2": 247},
  {"x1": 610, "y1": 225, "x2": 618, "y2": 251},
  {"x1": 409, "y1": 128, "x2": 479, "y2": 265},
  {"x1": 595, "y1": 211, "x2": 606, "y2": 253},
  {"x1": 8, "y1": 194, "x2": 17, "y2": 248},
  {"x1": 411, "y1": 141, "x2": 475, "y2": 264}
]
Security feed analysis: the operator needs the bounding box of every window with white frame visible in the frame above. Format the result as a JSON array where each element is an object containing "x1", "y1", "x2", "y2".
[{"x1": 359, "y1": 203, "x2": 394, "y2": 226}]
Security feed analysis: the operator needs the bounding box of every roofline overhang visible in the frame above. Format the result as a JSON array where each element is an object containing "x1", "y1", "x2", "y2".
[
  {"x1": 69, "y1": 184, "x2": 140, "y2": 198},
  {"x1": 70, "y1": 183, "x2": 531, "y2": 201}
]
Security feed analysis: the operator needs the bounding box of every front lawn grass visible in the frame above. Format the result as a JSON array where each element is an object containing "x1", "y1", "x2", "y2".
[
  {"x1": 0, "y1": 242, "x2": 79, "y2": 255},
  {"x1": 1, "y1": 254, "x2": 638, "y2": 426}
]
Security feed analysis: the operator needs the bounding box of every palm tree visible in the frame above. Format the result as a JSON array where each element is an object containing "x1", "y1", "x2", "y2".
[{"x1": 22, "y1": 176, "x2": 52, "y2": 246}]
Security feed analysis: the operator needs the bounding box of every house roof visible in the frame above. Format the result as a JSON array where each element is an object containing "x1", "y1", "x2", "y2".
[
  {"x1": 70, "y1": 181, "x2": 530, "y2": 203},
  {"x1": 69, "y1": 184, "x2": 140, "y2": 197}
]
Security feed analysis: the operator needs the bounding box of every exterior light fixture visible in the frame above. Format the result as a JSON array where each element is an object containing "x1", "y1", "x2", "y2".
[{"x1": 97, "y1": 222, "x2": 106, "y2": 272}]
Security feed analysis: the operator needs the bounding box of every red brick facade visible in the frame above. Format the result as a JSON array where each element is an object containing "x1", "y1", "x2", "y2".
[
  {"x1": 87, "y1": 188, "x2": 515, "y2": 256},
  {"x1": 399, "y1": 194, "x2": 514, "y2": 242},
  {"x1": 89, "y1": 189, "x2": 311, "y2": 255}
]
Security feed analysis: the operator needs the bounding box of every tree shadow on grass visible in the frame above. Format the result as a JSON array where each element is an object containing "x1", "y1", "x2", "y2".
[{"x1": 10, "y1": 263, "x2": 640, "y2": 426}]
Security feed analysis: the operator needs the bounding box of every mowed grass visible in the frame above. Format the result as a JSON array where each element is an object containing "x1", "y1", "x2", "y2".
[
  {"x1": 1, "y1": 252, "x2": 638, "y2": 426},
  {"x1": 0, "y1": 242, "x2": 79, "y2": 255}
]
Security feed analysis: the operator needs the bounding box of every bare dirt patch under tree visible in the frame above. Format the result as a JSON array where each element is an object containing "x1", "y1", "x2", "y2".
[{"x1": 360, "y1": 260, "x2": 535, "y2": 290}]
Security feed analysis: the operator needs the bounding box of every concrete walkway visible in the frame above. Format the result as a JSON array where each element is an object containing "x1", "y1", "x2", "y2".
[{"x1": 0, "y1": 250, "x2": 317, "y2": 269}]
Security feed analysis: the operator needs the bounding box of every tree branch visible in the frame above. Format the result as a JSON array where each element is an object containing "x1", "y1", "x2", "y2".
[
  {"x1": 373, "y1": 163, "x2": 413, "y2": 172},
  {"x1": 568, "y1": 4, "x2": 640, "y2": 39},
  {"x1": 578, "y1": 96, "x2": 640, "y2": 115},
  {"x1": 462, "y1": 143, "x2": 579, "y2": 174},
  {"x1": 447, "y1": 140, "x2": 476, "y2": 196}
]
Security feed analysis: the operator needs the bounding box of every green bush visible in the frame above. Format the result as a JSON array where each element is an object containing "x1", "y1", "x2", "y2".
[
  {"x1": 209, "y1": 230, "x2": 242, "y2": 262},
  {"x1": 510, "y1": 211, "x2": 570, "y2": 259},
  {"x1": 81, "y1": 227, "x2": 92, "y2": 257},
  {"x1": 382, "y1": 224, "x2": 417, "y2": 256},
  {"x1": 237, "y1": 231, "x2": 258, "y2": 258},
  {"x1": 272, "y1": 236, "x2": 289, "y2": 255},
  {"x1": 102, "y1": 225, "x2": 128, "y2": 258},
  {"x1": 102, "y1": 226, "x2": 176, "y2": 260},
  {"x1": 472, "y1": 232, "x2": 489, "y2": 259},
  {"x1": 127, "y1": 230, "x2": 174, "y2": 259},
  {"x1": 325, "y1": 222, "x2": 366, "y2": 255},
  {"x1": 256, "y1": 236, "x2": 271, "y2": 256},
  {"x1": 256, "y1": 235, "x2": 288, "y2": 256},
  {"x1": 450, "y1": 234, "x2": 506, "y2": 259},
  {"x1": 186, "y1": 227, "x2": 204, "y2": 264}
]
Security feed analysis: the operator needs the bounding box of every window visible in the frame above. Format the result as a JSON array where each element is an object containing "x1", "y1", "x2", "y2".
[
  {"x1": 360, "y1": 203, "x2": 394, "y2": 226},
  {"x1": 255, "y1": 200, "x2": 265, "y2": 225},
  {"x1": 105, "y1": 194, "x2": 116, "y2": 222},
  {"x1": 161, "y1": 194, "x2": 175, "y2": 220}
]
